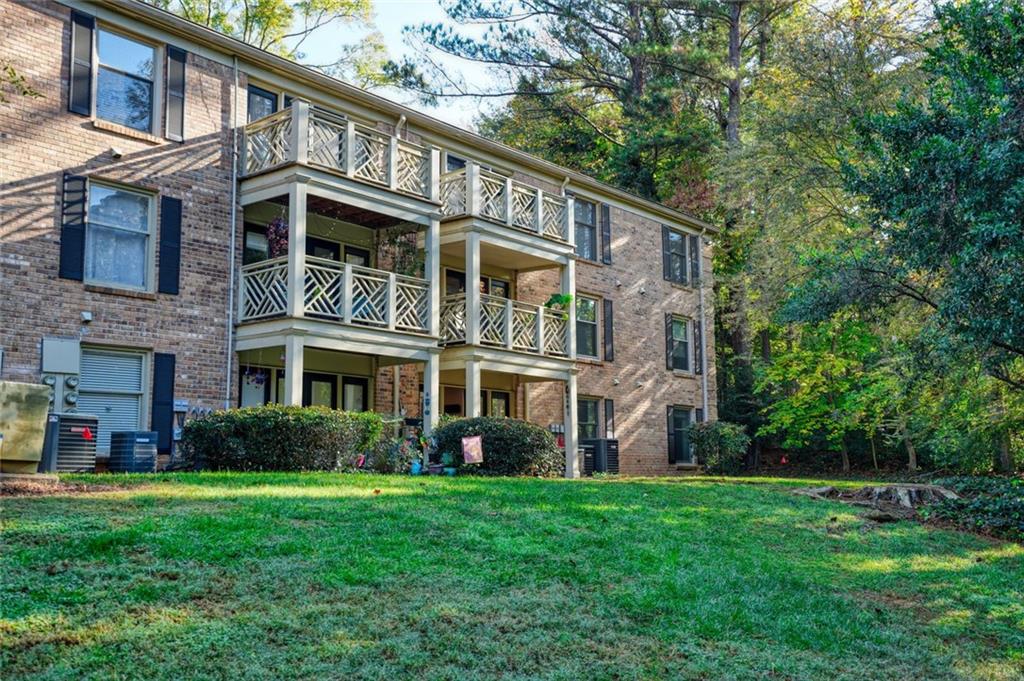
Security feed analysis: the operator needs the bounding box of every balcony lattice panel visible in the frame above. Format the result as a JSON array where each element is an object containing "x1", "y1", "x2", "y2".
[
  {"x1": 350, "y1": 268, "x2": 389, "y2": 326},
  {"x1": 307, "y1": 112, "x2": 345, "y2": 171},
  {"x1": 510, "y1": 186, "x2": 537, "y2": 230},
  {"x1": 396, "y1": 143, "x2": 429, "y2": 196},
  {"x1": 395, "y1": 276, "x2": 429, "y2": 332},
  {"x1": 440, "y1": 171, "x2": 466, "y2": 216},
  {"x1": 542, "y1": 195, "x2": 567, "y2": 240},
  {"x1": 351, "y1": 131, "x2": 388, "y2": 185},
  {"x1": 511, "y1": 305, "x2": 539, "y2": 352},
  {"x1": 543, "y1": 311, "x2": 568, "y2": 356},
  {"x1": 479, "y1": 296, "x2": 507, "y2": 345},
  {"x1": 304, "y1": 259, "x2": 343, "y2": 319},
  {"x1": 245, "y1": 113, "x2": 292, "y2": 175},
  {"x1": 440, "y1": 295, "x2": 467, "y2": 343},
  {"x1": 479, "y1": 172, "x2": 506, "y2": 221},
  {"x1": 241, "y1": 258, "x2": 288, "y2": 319}
]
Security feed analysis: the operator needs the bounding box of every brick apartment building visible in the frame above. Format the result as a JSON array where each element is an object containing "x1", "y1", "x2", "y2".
[{"x1": 0, "y1": 0, "x2": 717, "y2": 476}]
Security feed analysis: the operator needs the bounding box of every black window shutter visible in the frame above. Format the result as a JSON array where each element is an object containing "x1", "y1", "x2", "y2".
[
  {"x1": 158, "y1": 196, "x2": 182, "y2": 294},
  {"x1": 165, "y1": 46, "x2": 187, "y2": 141},
  {"x1": 661, "y1": 225, "x2": 671, "y2": 281},
  {"x1": 600, "y1": 203, "x2": 612, "y2": 264},
  {"x1": 694, "y1": 318, "x2": 703, "y2": 375},
  {"x1": 667, "y1": 406, "x2": 675, "y2": 464},
  {"x1": 151, "y1": 353, "x2": 176, "y2": 455},
  {"x1": 696, "y1": 408, "x2": 705, "y2": 423},
  {"x1": 59, "y1": 173, "x2": 87, "y2": 280},
  {"x1": 604, "y1": 399, "x2": 615, "y2": 439},
  {"x1": 603, "y1": 299, "x2": 614, "y2": 362},
  {"x1": 68, "y1": 11, "x2": 94, "y2": 115},
  {"x1": 665, "y1": 313, "x2": 675, "y2": 370},
  {"x1": 689, "y1": 234, "x2": 700, "y2": 284}
]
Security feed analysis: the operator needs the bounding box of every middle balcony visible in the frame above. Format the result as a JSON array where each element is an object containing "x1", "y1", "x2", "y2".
[{"x1": 440, "y1": 293, "x2": 569, "y2": 358}]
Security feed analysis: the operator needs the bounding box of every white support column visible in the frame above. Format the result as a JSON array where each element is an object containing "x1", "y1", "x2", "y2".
[
  {"x1": 565, "y1": 195, "x2": 575, "y2": 246},
  {"x1": 534, "y1": 187, "x2": 544, "y2": 235},
  {"x1": 428, "y1": 147, "x2": 441, "y2": 202},
  {"x1": 286, "y1": 181, "x2": 308, "y2": 318},
  {"x1": 344, "y1": 120, "x2": 357, "y2": 177},
  {"x1": 342, "y1": 262, "x2": 354, "y2": 324},
  {"x1": 291, "y1": 99, "x2": 309, "y2": 165},
  {"x1": 465, "y1": 359, "x2": 481, "y2": 417},
  {"x1": 388, "y1": 135, "x2": 399, "y2": 191},
  {"x1": 425, "y1": 216, "x2": 441, "y2": 337},
  {"x1": 465, "y1": 232, "x2": 482, "y2": 345},
  {"x1": 536, "y1": 304, "x2": 546, "y2": 354},
  {"x1": 283, "y1": 335, "x2": 304, "y2": 406},
  {"x1": 466, "y1": 162, "x2": 481, "y2": 217},
  {"x1": 562, "y1": 258, "x2": 577, "y2": 359},
  {"x1": 564, "y1": 373, "x2": 579, "y2": 478},
  {"x1": 504, "y1": 177, "x2": 514, "y2": 226},
  {"x1": 504, "y1": 298, "x2": 514, "y2": 350},
  {"x1": 423, "y1": 351, "x2": 440, "y2": 439},
  {"x1": 386, "y1": 271, "x2": 398, "y2": 331}
]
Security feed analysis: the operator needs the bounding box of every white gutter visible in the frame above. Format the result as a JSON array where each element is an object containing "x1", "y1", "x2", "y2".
[
  {"x1": 698, "y1": 228, "x2": 709, "y2": 418},
  {"x1": 224, "y1": 55, "x2": 240, "y2": 409}
]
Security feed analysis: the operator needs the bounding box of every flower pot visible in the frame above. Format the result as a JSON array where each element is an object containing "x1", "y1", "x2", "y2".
[{"x1": 443, "y1": 467, "x2": 457, "y2": 476}]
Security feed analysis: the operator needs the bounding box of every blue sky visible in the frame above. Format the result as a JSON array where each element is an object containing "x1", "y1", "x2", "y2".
[{"x1": 299, "y1": 0, "x2": 503, "y2": 130}]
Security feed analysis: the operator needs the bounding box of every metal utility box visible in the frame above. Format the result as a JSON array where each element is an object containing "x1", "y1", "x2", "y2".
[
  {"x1": 108, "y1": 431, "x2": 158, "y2": 473},
  {"x1": 581, "y1": 438, "x2": 620, "y2": 476},
  {"x1": 41, "y1": 413, "x2": 99, "y2": 473}
]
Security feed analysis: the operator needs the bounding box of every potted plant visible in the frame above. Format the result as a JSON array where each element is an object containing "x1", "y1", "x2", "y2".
[
  {"x1": 544, "y1": 293, "x2": 573, "y2": 320},
  {"x1": 441, "y1": 451, "x2": 457, "y2": 476}
]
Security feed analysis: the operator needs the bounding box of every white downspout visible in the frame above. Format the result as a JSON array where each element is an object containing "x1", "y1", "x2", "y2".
[
  {"x1": 224, "y1": 56, "x2": 240, "y2": 409},
  {"x1": 698, "y1": 228, "x2": 709, "y2": 418}
]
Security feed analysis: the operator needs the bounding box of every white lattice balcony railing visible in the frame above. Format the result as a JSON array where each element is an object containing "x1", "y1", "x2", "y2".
[
  {"x1": 439, "y1": 162, "x2": 572, "y2": 243},
  {"x1": 439, "y1": 292, "x2": 569, "y2": 357},
  {"x1": 241, "y1": 102, "x2": 438, "y2": 201},
  {"x1": 240, "y1": 256, "x2": 430, "y2": 334}
]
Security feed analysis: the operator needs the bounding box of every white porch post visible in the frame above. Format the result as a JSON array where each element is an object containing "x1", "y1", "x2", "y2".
[
  {"x1": 283, "y1": 335, "x2": 304, "y2": 406},
  {"x1": 465, "y1": 231, "x2": 482, "y2": 346},
  {"x1": 564, "y1": 372, "x2": 579, "y2": 478},
  {"x1": 465, "y1": 359, "x2": 481, "y2": 417},
  {"x1": 562, "y1": 258, "x2": 577, "y2": 359},
  {"x1": 286, "y1": 181, "x2": 308, "y2": 318},
  {"x1": 426, "y1": 216, "x2": 441, "y2": 338},
  {"x1": 423, "y1": 351, "x2": 440, "y2": 438},
  {"x1": 290, "y1": 99, "x2": 309, "y2": 165}
]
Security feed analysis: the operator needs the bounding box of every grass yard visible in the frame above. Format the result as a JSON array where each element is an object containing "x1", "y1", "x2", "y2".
[{"x1": 2, "y1": 474, "x2": 1022, "y2": 680}]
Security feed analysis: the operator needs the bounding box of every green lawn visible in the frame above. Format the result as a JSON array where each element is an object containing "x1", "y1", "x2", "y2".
[{"x1": 2, "y1": 474, "x2": 1022, "y2": 680}]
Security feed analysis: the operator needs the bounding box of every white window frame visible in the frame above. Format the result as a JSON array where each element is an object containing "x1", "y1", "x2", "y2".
[
  {"x1": 84, "y1": 179, "x2": 157, "y2": 292},
  {"x1": 576, "y1": 294, "x2": 600, "y2": 359},
  {"x1": 670, "y1": 315, "x2": 692, "y2": 373},
  {"x1": 92, "y1": 24, "x2": 163, "y2": 136}
]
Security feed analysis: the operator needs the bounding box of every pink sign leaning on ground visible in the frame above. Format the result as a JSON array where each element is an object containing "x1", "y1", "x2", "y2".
[{"x1": 462, "y1": 435, "x2": 484, "y2": 464}]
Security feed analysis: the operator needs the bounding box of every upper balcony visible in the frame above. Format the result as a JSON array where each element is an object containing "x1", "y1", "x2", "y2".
[
  {"x1": 440, "y1": 292, "x2": 569, "y2": 358},
  {"x1": 240, "y1": 101, "x2": 439, "y2": 204},
  {"x1": 439, "y1": 162, "x2": 575, "y2": 259}
]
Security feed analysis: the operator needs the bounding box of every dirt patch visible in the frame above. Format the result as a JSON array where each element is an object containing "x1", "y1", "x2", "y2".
[
  {"x1": 854, "y1": 590, "x2": 932, "y2": 622},
  {"x1": 793, "y1": 484, "x2": 958, "y2": 520},
  {"x1": 1, "y1": 479, "x2": 126, "y2": 497}
]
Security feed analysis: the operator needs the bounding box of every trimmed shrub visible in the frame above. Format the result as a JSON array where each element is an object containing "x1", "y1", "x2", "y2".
[
  {"x1": 365, "y1": 435, "x2": 422, "y2": 474},
  {"x1": 181, "y1": 404, "x2": 384, "y2": 472},
  {"x1": 690, "y1": 421, "x2": 751, "y2": 475},
  {"x1": 431, "y1": 417, "x2": 563, "y2": 477}
]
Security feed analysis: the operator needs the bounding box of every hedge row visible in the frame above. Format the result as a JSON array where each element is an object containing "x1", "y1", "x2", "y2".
[{"x1": 180, "y1": 405, "x2": 384, "y2": 472}]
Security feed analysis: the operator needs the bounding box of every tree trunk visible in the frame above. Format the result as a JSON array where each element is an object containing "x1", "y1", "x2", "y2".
[
  {"x1": 725, "y1": 1, "x2": 744, "y2": 147},
  {"x1": 840, "y1": 437, "x2": 850, "y2": 474},
  {"x1": 870, "y1": 434, "x2": 879, "y2": 473},
  {"x1": 759, "y1": 328, "x2": 771, "y2": 363},
  {"x1": 903, "y1": 428, "x2": 918, "y2": 473},
  {"x1": 996, "y1": 429, "x2": 1013, "y2": 474}
]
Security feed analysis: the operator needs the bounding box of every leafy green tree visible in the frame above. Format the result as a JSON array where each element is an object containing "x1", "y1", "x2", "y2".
[{"x1": 788, "y1": 0, "x2": 1024, "y2": 396}]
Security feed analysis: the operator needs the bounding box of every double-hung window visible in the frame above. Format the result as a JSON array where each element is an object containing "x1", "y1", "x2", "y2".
[
  {"x1": 96, "y1": 29, "x2": 156, "y2": 132},
  {"x1": 668, "y1": 315, "x2": 691, "y2": 372},
  {"x1": 665, "y1": 229, "x2": 687, "y2": 284},
  {"x1": 247, "y1": 85, "x2": 278, "y2": 122},
  {"x1": 575, "y1": 199, "x2": 597, "y2": 261},
  {"x1": 576, "y1": 296, "x2": 598, "y2": 358},
  {"x1": 578, "y1": 398, "x2": 600, "y2": 440},
  {"x1": 86, "y1": 182, "x2": 154, "y2": 290}
]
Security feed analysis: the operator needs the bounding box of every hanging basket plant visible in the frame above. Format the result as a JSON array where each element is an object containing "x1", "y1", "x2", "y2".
[
  {"x1": 267, "y1": 217, "x2": 288, "y2": 258},
  {"x1": 544, "y1": 293, "x2": 573, "y2": 320}
]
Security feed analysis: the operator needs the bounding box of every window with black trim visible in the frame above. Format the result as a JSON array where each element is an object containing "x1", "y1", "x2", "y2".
[
  {"x1": 665, "y1": 228, "x2": 688, "y2": 284},
  {"x1": 243, "y1": 223, "x2": 269, "y2": 265},
  {"x1": 668, "y1": 316, "x2": 691, "y2": 372},
  {"x1": 668, "y1": 405, "x2": 695, "y2": 465},
  {"x1": 578, "y1": 397, "x2": 600, "y2": 440},
  {"x1": 576, "y1": 296, "x2": 598, "y2": 358},
  {"x1": 575, "y1": 199, "x2": 597, "y2": 261},
  {"x1": 86, "y1": 181, "x2": 154, "y2": 290},
  {"x1": 96, "y1": 29, "x2": 156, "y2": 132},
  {"x1": 247, "y1": 85, "x2": 277, "y2": 122}
]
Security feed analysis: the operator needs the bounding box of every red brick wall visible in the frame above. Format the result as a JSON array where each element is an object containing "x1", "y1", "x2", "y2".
[
  {"x1": 517, "y1": 204, "x2": 717, "y2": 475},
  {"x1": 0, "y1": 1, "x2": 241, "y2": 413}
]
